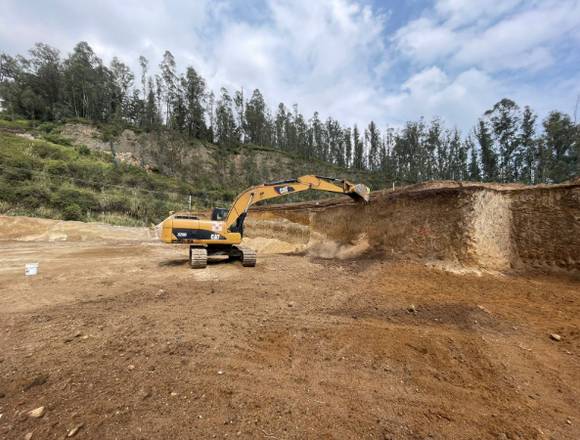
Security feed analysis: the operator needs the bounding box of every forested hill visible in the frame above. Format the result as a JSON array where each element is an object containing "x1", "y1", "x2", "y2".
[{"x1": 0, "y1": 41, "x2": 578, "y2": 224}]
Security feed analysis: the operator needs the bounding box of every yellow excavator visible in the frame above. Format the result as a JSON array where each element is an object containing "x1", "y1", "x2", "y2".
[{"x1": 159, "y1": 175, "x2": 370, "y2": 268}]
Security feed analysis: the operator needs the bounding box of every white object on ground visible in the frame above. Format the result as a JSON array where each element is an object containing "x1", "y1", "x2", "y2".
[{"x1": 25, "y1": 263, "x2": 39, "y2": 276}]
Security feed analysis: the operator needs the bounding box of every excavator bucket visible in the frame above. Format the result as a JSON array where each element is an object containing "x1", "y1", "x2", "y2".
[{"x1": 349, "y1": 183, "x2": 371, "y2": 202}]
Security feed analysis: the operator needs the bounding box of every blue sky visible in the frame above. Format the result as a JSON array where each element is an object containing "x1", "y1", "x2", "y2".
[{"x1": 1, "y1": 0, "x2": 579, "y2": 131}]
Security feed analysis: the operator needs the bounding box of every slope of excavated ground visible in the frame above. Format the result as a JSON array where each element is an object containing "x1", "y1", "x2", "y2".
[
  {"x1": 0, "y1": 216, "x2": 156, "y2": 242},
  {"x1": 249, "y1": 180, "x2": 580, "y2": 273}
]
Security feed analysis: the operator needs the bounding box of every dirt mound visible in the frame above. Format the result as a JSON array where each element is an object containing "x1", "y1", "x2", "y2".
[{"x1": 0, "y1": 215, "x2": 155, "y2": 242}]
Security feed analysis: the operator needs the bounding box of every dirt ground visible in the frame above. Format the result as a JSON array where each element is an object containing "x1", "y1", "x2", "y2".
[{"x1": 0, "y1": 237, "x2": 579, "y2": 440}]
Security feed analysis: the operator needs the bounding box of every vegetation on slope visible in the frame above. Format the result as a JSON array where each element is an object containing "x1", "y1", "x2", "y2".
[
  {"x1": 0, "y1": 41, "x2": 577, "y2": 225},
  {"x1": 0, "y1": 127, "x2": 206, "y2": 225},
  {"x1": 0, "y1": 119, "x2": 380, "y2": 225}
]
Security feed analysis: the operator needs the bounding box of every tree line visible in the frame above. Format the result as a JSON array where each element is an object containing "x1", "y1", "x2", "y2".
[{"x1": 1, "y1": 42, "x2": 578, "y2": 184}]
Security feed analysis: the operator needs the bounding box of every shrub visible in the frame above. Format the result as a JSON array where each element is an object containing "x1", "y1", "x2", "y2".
[
  {"x1": 102, "y1": 193, "x2": 131, "y2": 212},
  {"x1": 36, "y1": 122, "x2": 57, "y2": 133},
  {"x1": 120, "y1": 171, "x2": 147, "y2": 188},
  {"x1": 12, "y1": 182, "x2": 52, "y2": 208},
  {"x1": 45, "y1": 160, "x2": 69, "y2": 176},
  {"x1": 63, "y1": 203, "x2": 82, "y2": 221},
  {"x1": 32, "y1": 142, "x2": 71, "y2": 161},
  {"x1": 220, "y1": 190, "x2": 236, "y2": 202},
  {"x1": 67, "y1": 159, "x2": 107, "y2": 184},
  {"x1": 52, "y1": 186, "x2": 99, "y2": 212},
  {"x1": 42, "y1": 133, "x2": 73, "y2": 146},
  {"x1": 0, "y1": 119, "x2": 31, "y2": 129},
  {"x1": 76, "y1": 144, "x2": 91, "y2": 156},
  {"x1": 1, "y1": 157, "x2": 36, "y2": 181},
  {"x1": 0, "y1": 179, "x2": 17, "y2": 203}
]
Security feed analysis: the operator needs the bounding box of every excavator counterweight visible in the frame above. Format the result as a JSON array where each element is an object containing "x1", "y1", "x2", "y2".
[{"x1": 159, "y1": 175, "x2": 369, "y2": 268}]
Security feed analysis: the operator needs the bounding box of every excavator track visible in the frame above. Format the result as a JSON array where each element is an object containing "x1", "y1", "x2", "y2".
[
  {"x1": 189, "y1": 247, "x2": 208, "y2": 269},
  {"x1": 234, "y1": 245, "x2": 257, "y2": 267}
]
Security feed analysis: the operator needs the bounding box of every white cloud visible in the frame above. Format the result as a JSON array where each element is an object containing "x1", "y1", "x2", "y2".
[
  {"x1": 0, "y1": 0, "x2": 579, "y2": 134},
  {"x1": 383, "y1": 67, "x2": 499, "y2": 131},
  {"x1": 435, "y1": 0, "x2": 524, "y2": 27},
  {"x1": 402, "y1": 66, "x2": 448, "y2": 94},
  {"x1": 394, "y1": 18, "x2": 459, "y2": 63},
  {"x1": 206, "y1": 0, "x2": 389, "y2": 126},
  {"x1": 388, "y1": 0, "x2": 580, "y2": 131},
  {"x1": 395, "y1": 0, "x2": 580, "y2": 73},
  {"x1": 454, "y1": 2, "x2": 580, "y2": 71}
]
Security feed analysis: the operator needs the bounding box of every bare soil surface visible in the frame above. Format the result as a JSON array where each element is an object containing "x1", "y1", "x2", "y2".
[{"x1": 1, "y1": 239, "x2": 579, "y2": 439}]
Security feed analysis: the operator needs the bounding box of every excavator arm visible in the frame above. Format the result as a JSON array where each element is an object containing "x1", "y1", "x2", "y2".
[{"x1": 224, "y1": 175, "x2": 370, "y2": 234}]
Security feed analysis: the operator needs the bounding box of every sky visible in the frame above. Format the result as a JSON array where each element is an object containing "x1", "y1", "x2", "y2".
[{"x1": 1, "y1": 0, "x2": 580, "y2": 131}]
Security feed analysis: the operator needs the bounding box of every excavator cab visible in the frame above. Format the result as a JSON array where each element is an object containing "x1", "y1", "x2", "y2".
[{"x1": 211, "y1": 207, "x2": 228, "y2": 221}]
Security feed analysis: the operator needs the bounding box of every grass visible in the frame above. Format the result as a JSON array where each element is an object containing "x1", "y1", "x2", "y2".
[
  {"x1": 0, "y1": 119, "x2": 32, "y2": 129},
  {"x1": 0, "y1": 131, "x2": 211, "y2": 224}
]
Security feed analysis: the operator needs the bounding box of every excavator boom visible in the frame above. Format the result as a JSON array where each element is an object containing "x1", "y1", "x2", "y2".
[
  {"x1": 159, "y1": 175, "x2": 369, "y2": 268},
  {"x1": 224, "y1": 175, "x2": 369, "y2": 234}
]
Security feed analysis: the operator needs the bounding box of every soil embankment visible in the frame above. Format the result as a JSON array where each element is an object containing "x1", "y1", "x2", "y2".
[
  {"x1": 249, "y1": 180, "x2": 580, "y2": 273},
  {"x1": 0, "y1": 216, "x2": 156, "y2": 242}
]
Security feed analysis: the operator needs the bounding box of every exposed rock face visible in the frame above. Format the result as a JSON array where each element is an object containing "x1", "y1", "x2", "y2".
[
  {"x1": 468, "y1": 190, "x2": 514, "y2": 271},
  {"x1": 510, "y1": 186, "x2": 580, "y2": 271},
  {"x1": 58, "y1": 123, "x2": 371, "y2": 187}
]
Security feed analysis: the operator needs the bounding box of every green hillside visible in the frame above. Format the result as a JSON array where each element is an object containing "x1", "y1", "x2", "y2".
[{"x1": 0, "y1": 119, "x2": 379, "y2": 225}]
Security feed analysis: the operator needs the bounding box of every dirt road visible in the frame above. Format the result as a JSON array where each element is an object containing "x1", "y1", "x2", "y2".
[{"x1": 0, "y1": 239, "x2": 579, "y2": 439}]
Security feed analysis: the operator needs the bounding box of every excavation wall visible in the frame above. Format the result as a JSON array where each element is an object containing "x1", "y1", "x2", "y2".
[
  {"x1": 248, "y1": 181, "x2": 580, "y2": 273},
  {"x1": 510, "y1": 186, "x2": 580, "y2": 271}
]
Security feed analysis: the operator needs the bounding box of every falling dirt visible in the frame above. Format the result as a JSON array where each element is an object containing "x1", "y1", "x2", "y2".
[
  {"x1": 305, "y1": 232, "x2": 370, "y2": 260},
  {"x1": 0, "y1": 181, "x2": 579, "y2": 439}
]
